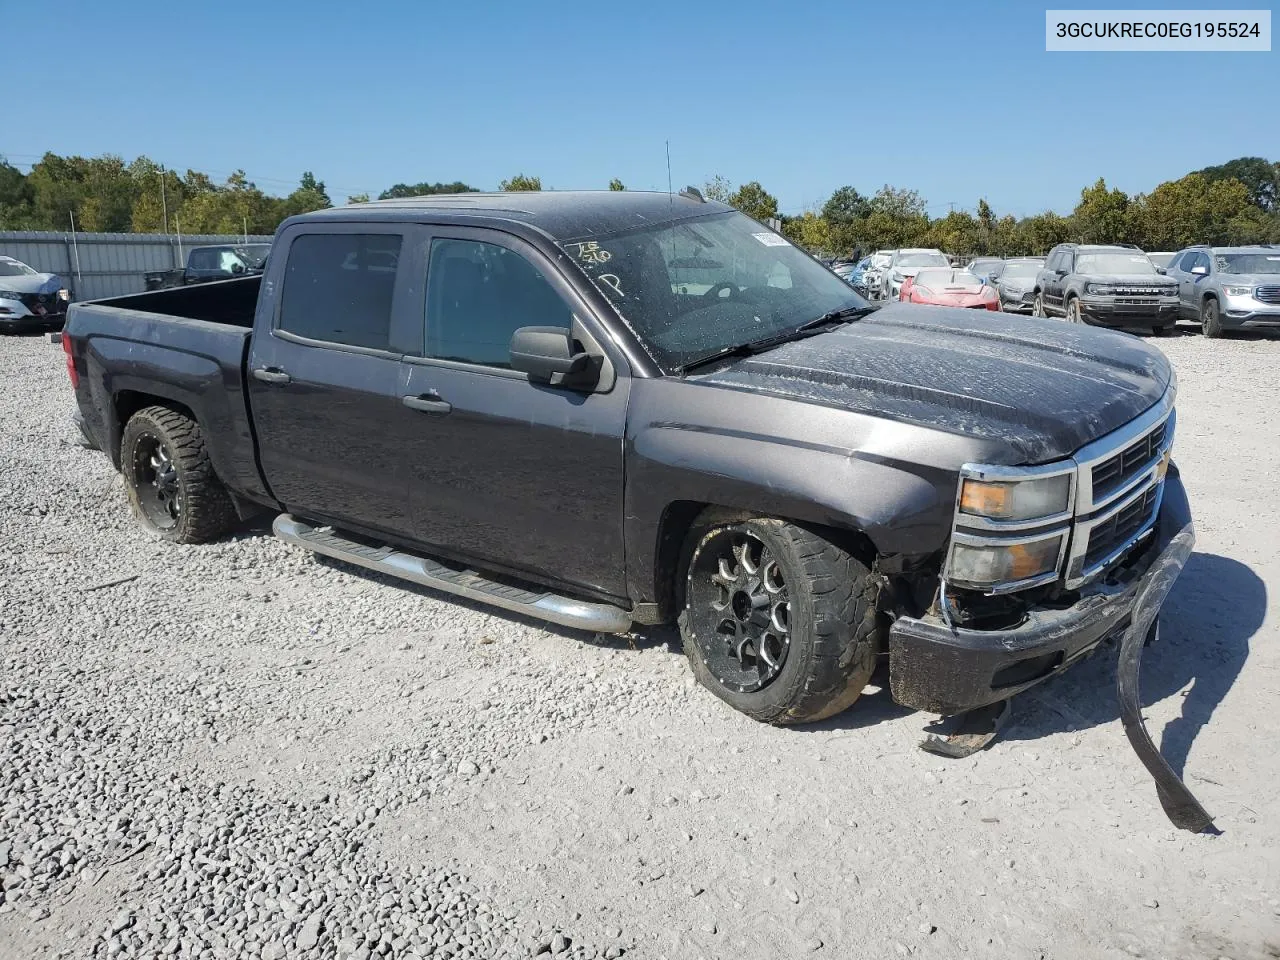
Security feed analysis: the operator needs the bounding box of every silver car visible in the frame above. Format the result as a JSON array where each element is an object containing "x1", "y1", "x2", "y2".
[
  {"x1": 991, "y1": 257, "x2": 1046, "y2": 313},
  {"x1": 883, "y1": 248, "x2": 949, "y2": 300},
  {"x1": 1165, "y1": 245, "x2": 1280, "y2": 337}
]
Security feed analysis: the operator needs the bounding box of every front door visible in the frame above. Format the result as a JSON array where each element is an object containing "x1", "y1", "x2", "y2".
[
  {"x1": 248, "y1": 226, "x2": 424, "y2": 535},
  {"x1": 400, "y1": 229, "x2": 630, "y2": 600}
]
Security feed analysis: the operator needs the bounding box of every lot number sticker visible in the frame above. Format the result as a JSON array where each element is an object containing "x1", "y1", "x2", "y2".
[{"x1": 752, "y1": 233, "x2": 790, "y2": 247}]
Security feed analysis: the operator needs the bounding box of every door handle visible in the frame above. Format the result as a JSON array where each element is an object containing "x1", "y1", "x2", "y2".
[
  {"x1": 252, "y1": 367, "x2": 292, "y2": 385},
  {"x1": 402, "y1": 392, "x2": 452, "y2": 414}
]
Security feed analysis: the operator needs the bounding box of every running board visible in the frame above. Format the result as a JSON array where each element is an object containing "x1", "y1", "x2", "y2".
[{"x1": 272, "y1": 514, "x2": 634, "y2": 634}]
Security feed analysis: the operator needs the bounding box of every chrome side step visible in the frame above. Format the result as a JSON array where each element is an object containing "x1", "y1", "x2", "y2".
[{"x1": 272, "y1": 514, "x2": 634, "y2": 634}]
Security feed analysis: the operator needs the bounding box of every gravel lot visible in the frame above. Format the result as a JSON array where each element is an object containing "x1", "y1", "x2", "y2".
[{"x1": 2, "y1": 325, "x2": 1279, "y2": 960}]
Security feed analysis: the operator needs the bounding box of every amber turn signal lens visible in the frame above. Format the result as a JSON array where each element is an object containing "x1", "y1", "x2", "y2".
[{"x1": 960, "y1": 480, "x2": 1012, "y2": 517}]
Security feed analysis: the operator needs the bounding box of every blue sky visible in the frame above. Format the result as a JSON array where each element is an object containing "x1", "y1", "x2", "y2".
[{"x1": 6, "y1": 0, "x2": 1276, "y2": 218}]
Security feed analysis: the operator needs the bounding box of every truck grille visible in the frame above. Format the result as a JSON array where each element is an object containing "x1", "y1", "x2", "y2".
[
  {"x1": 1082, "y1": 486, "x2": 1160, "y2": 569},
  {"x1": 1256, "y1": 285, "x2": 1280, "y2": 305},
  {"x1": 1090, "y1": 419, "x2": 1168, "y2": 502}
]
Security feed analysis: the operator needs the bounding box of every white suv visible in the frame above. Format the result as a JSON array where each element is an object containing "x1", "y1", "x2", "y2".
[{"x1": 885, "y1": 248, "x2": 950, "y2": 299}]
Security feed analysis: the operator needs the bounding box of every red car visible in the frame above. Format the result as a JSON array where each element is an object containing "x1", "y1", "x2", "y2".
[{"x1": 899, "y1": 268, "x2": 1001, "y2": 311}]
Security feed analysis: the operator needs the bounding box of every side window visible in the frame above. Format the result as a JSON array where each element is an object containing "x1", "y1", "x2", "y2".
[
  {"x1": 1167, "y1": 252, "x2": 1187, "y2": 272},
  {"x1": 278, "y1": 233, "x2": 402, "y2": 350},
  {"x1": 1045, "y1": 252, "x2": 1060, "y2": 272},
  {"x1": 424, "y1": 238, "x2": 573, "y2": 369},
  {"x1": 188, "y1": 249, "x2": 216, "y2": 271},
  {"x1": 217, "y1": 250, "x2": 241, "y2": 273}
]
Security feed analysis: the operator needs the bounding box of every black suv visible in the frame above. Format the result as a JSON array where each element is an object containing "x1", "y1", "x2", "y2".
[{"x1": 1033, "y1": 243, "x2": 1179, "y2": 334}]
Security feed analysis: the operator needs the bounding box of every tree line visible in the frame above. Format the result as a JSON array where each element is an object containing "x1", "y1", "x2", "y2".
[{"x1": 2, "y1": 152, "x2": 1277, "y2": 257}]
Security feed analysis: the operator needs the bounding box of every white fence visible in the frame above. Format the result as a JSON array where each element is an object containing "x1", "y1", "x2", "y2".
[{"x1": 0, "y1": 231, "x2": 274, "y2": 302}]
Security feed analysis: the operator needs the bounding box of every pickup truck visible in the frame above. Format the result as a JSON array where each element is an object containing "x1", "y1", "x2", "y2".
[
  {"x1": 63, "y1": 191, "x2": 1193, "y2": 730},
  {"x1": 143, "y1": 243, "x2": 271, "y2": 291}
]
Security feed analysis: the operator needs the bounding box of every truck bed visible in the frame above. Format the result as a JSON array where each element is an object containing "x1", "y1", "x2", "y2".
[{"x1": 64, "y1": 276, "x2": 272, "y2": 508}]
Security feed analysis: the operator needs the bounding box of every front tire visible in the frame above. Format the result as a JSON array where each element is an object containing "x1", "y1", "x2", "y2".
[
  {"x1": 1032, "y1": 293, "x2": 1045, "y2": 318},
  {"x1": 121, "y1": 406, "x2": 236, "y2": 543},
  {"x1": 680, "y1": 515, "x2": 879, "y2": 725},
  {"x1": 1065, "y1": 297, "x2": 1083, "y2": 324},
  {"x1": 1200, "y1": 297, "x2": 1224, "y2": 338}
]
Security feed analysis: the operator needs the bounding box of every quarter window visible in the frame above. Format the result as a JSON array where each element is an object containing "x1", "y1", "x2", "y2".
[
  {"x1": 278, "y1": 233, "x2": 402, "y2": 351},
  {"x1": 424, "y1": 238, "x2": 573, "y2": 368}
]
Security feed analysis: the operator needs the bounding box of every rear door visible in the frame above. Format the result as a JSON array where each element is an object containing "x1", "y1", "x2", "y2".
[
  {"x1": 248, "y1": 224, "x2": 429, "y2": 534},
  {"x1": 399, "y1": 227, "x2": 630, "y2": 599}
]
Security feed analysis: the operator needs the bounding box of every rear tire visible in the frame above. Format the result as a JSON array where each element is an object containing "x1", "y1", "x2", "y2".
[
  {"x1": 679, "y1": 513, "x2": 880, "y2": 725},
  {"x1": 121, "y1": 406, "x2": 236, "y2": 544},
  {"x1": 1200, "y1": 297, "x2": 1224, "y2": 338}
]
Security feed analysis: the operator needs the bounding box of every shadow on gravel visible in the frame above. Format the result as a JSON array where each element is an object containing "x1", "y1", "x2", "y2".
[{"x1": 1003, "y1": 552, "x2": 1265, "y2": 773}]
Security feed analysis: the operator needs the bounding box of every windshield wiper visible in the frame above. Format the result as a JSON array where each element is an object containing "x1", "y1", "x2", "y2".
[{"x1": 674, "y1": 305, "x2": 874, "y2": 375}]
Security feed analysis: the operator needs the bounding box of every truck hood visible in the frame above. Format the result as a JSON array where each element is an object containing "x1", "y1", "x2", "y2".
[
  {"x1": 691, "y1": 302, "x2": 1173, "y2": 464},
  {"x1": 0, "y1": 273, "x2": 62, "y2": 295}
]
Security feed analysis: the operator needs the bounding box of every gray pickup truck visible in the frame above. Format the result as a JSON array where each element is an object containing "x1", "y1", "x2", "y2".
[{"x1": 62, "y1": 191, "x2": 1193, "y2": 737}]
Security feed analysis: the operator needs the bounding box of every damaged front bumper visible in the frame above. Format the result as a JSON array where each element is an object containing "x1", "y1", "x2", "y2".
[{"x1": 889, "y1": 468, "x2": 1191, "y2": 717}]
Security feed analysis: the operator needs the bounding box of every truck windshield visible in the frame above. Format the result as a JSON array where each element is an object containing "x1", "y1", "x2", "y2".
[
  {"x1": 1076, "y1": 253, "x2": 1157, "y2": 275},
  {"x1": 1216, "y1": 252, "x2": 1280, "y2": 275},
  {"x1": 562, "y1": 211, "x2": 867, "y2": 370},
  {"x1": 235, "y1": 244, "x2": 271, "y2": 269}
]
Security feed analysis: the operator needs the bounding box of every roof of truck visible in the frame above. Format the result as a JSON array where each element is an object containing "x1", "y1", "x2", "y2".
[{"x1": 293, "y1": 190, "x2": 735, "y2": 241}]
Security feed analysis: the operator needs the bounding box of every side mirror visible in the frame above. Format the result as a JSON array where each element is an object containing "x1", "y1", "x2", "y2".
[
  {"x1": 510, "y1": 326, "x2": 597, "y2": 388},
  {"x1": 1191, "y1": 265, "x2": 1208, "y2": 276},
  {"x1": 1155, "y1": 267, "x2": 1167, "y2": 274},
  {"x1": 1055, "y1": 268, "x2": 1068, "y2": 278}
]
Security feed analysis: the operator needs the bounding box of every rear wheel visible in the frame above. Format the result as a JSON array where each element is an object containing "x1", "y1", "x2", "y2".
[
  {"x1": 1200, "y1": 297, "x2": 1224, "y2": 338},
  {"x1": 680, "y1": 514, "x2": 879, "y2": 725},
  {"x1": 121, "y1": 406, "x2": 236, "y2": 543}
]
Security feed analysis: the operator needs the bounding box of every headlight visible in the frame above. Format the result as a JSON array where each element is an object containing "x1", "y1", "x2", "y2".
[
  {"x1": 0, "y1": 290, "x2": 22, "y2": 301},
  {"x1": 948, "y1": 532, "x2": 1066, "y2": 591},
  {"x1": 57, "y1": 288, "x2": 70, "y2": 301},
  {"x1": 1086, "y1": 283, "x2": 1114, "y2": 295},
  {"x1": 892, "y1": 271, "x2": 904, "y2": 283},
  {"x1": 1002, "y1": 285, "x2": 1023, "y2": 296},
  {"x1": 1222, "y1": 284, "x2": 1253, "y2": 297},
  {"x1": 959, "y1": 473, "x2": 1072, "y2": 521}
]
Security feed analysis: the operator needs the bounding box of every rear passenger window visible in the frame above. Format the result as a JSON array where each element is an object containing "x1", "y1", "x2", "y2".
[
  {"x1": 424, "y1": 238, "x2": 573, "y2": 368},
  {"x1": 279, "y1": 234, "x2": 402, "y2": 350}
]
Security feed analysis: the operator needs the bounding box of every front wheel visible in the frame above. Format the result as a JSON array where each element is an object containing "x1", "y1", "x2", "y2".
[
  {"x1": 680, "y1": 516, "x2": 879, "y2": 725},
  {"x1": 1032, "y1": 293, "x2": 1046, "y2": 317},
  {"x1": 1200, "y1": 298, "x2": 1224, "y2": 338},
  {"x1": 1065, "y1": 297, "x2": 1083, "y2": 324},
  {"x1": 121, "y1": 406, "x2": 236, "y2": 543}
]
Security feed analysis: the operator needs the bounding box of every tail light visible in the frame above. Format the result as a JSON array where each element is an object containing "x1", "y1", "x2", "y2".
[{"x1": 62, "y1": 333, "x2": 79, "y2": 388}]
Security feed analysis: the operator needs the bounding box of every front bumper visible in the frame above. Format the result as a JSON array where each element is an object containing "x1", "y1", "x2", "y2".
[
  {"x1": 999, "y1": 291, "x2": 1035, "y2": 313},
  {"x1": 889, "y1": 467, "x2": 1191, "y2": 715},
  {"x1": 0, "y1": 299, "x2": 67, "y2": 331},
  {"x1": 1079, "y1": 298, "x2": 1179, "y2": 328},
  {"x1": 1220, "y1": 302, "x2": 1280, "y2": 328}
]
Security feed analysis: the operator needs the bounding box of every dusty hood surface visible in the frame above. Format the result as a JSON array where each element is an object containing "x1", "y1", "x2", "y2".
[{"x1": 692, "y1": 302, "x2": 1173, "y2": 463}]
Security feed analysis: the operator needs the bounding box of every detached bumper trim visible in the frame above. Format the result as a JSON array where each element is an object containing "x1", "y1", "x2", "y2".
[{"x1": 889, "y1": 469, "x2": 1191, "y2": 716}]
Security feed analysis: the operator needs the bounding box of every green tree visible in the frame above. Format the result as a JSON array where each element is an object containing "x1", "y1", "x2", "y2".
[
  {"x1": 279, "y1": 171, "x2": 332, "y2": 219},
  {"x1": 781, "y1": 212, "x2": 832, "y2": 252},
  {"x1": 727, "y1": 181, "x2": 779, "y2": 222},
  {"x1": 499, "y1": 174, "x2": 542, "y2": 191},
  {"x1": 1073, "y1": 178, "x2": 1133, "y2": 244},
  {"x1": 1017, "y1": 211, "x2": 1074, "y2": 254},
  {"x1": 821, "y1": 185, "x2": 869, "y2": 253},
  {"x1": 702, "y1": 175, "x2": 733, "y2": 204},
  {"x1": 0, "y1": 157, "x2": 37, "y2": 229},
  {"x1": 925, "y1": 210, "x2": 980, "y2": 255},
  {"x1": 608, "y1": 178, "x2": 625, "y2": 191},
  {"x1": 1133, "y1": 173, "x2": 1256, "y2": 249},
  {"x1": 1196, "y1": 156, "x2": 1279, "y2": 211},
  {"x1": 377, "y1": 181, "x2": 479, "y2": 200}
]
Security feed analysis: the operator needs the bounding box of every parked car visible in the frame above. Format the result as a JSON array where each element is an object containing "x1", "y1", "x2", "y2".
[
  {"x1": 899, "y1": 268, "x2": 1000, "y2": 310},
  {"x1": 1146, "y1": 252, "x2": 1177, "y2": 270},
  {"x1": 846, "y1": 256, "x2": 874, "y2": 297},
  {"x1": 884, "y1": 248, "x2": 950, "y2": 299},
  {"x1": 143, "y1": 243, "x2": 272, "y2": 291},
  {"x1": 865, "y1": 249, "x2": 895, "y2": 298},
  {"x1": 1165, "y1": 244, "x2": 1280, "y2": 337},
  {"x1": 0, "y1": 256, "x2": 70, "y2": 332},
  {"x1": 991, "y1": 257, "x2": 1046, "y2": 313},
  {"x1": 63, "y1": 190, "x2": 1190, "y2": 732},
  {"x1": 1032, "y1": 244, "x2": 1179, "y2": 333},
  {"x1": 966, "y1": 257, "x2": 1005, "y2": 283}
]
